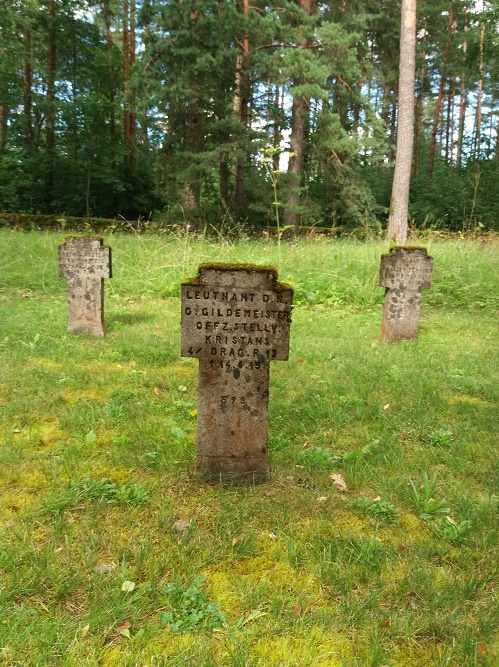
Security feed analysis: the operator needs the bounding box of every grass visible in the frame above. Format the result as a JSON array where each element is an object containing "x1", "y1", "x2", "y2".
[{"x1": 0, "y1": 229, "x2": 498, "y2": 666}]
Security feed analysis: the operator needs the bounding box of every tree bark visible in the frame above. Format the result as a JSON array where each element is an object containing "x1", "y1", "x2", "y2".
[
  {"x1": 283, "y1": 0, "x2": 316, "y2": 238},
  {"x1": 475, "y1": 20, "x2": 485, "y2": 163},
  {"x1": 183, "y1": 104, "x2": 203, "y2": 224},
  {"x1": 445, "y1": 74, "x2": 454, "y2": 163},
  {"x1": 46, "y1": 0, "x2": 57, "y2": 211},
  {"x1": 414, "y1": 18, "x2": 427, "y2": 175},
  {"x1": 102, "y1": 0, "x2": 115, "y2": 142},
  {"x1": 23, "y1": 27, "x2": 33, "y2": 150},
  {"x1": 386, "y1": 0, "x2": 417, "y2": 244},
  {"x1": 272, "y1": 83, "x2": 281, "y2": 172},
  {"x1": 0, "y1": 101, "x2": 5, "y2": 153},
  {"x1": 0, "y1": 33, "x2": 5, "y2": 151},
  {"x1": 428, "y1": 4, "x2": 454, "y2": 183},
  {"x1": 456, "y1": 16, "x2": 467, "y2": 171},
  {"x1": 129, "y1": 2, "x2": 137, "y2": 150},
  {"x1": 220, "y1": 158, "x2": 229, "y2": 204},
  {"x1": 141, "y1": 4, "x2": 150, "y2": 147},
  {"x1": 47, "y1": 0, "x2": 56, "y2": 152},
  {"x1": 0, "y1": 48, "x2": 4, "y2": 152},
  {"x1": 123, "y1": 0, "x2": 135, "y2": 167},
  {"x1": 488, "y1": 70, "x2": 496, "y2": 149},
  {"x1": 284, "y1": 92, "x2": 308, "y2": 235},
  {"x1": 233, "y1": 0, "x2": 249, "y2": 211}
]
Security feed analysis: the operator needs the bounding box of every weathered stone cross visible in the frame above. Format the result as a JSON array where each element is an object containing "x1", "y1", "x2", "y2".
[
  {"x1": 58, "y1": 235, "x2": 112, "y2": 337},
  {"x1": 379, "y1": 246, "x2": 433, "y2": 342},
  {"x1": 181, "y1": 264, "x2": 293, "y2": 483}
]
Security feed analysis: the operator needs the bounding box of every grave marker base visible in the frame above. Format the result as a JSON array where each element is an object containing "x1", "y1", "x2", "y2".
[{"x1": 195, "y1": 359, "x2": 270, "y2": 483}]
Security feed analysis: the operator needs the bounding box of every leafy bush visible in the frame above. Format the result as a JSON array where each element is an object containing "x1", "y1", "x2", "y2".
[
  {"x1": 409, "y1": 472, "x2": 450, "y2": 521},
  {"x1": 431, "y1": 517, "x2": 472, "y2": 543},
  {"x1": 352, "y1": 497, "x2": 400, "y2": 523},
  {"x1": 160, "y1": 576, "x2": 226, "y2": 632},
  {"x1": 81, "y1": 477, "x2": 149, "y2": 506}
]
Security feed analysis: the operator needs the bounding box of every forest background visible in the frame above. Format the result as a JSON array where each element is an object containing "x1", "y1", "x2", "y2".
[{"x1": 1, "y1": 0, "x2": 499, "y2": 234}]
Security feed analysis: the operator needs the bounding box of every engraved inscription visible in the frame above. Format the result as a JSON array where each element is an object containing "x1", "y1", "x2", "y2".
[{"x1": 181, "y1": 283, "x2": 292, "y2": 363}]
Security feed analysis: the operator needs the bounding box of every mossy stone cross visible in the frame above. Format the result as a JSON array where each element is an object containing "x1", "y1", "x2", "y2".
[
  {"x1": 58, "y1": 236, "x2": 112, "y2": 337},
  {"x1": 181, "y1": 264, "x2": 293, "y2": 483},
  {"x1": 379, "y1": 246, "x2": 433, "y2": 343}
]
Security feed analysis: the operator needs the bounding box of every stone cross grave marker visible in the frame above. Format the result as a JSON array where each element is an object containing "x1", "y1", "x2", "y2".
[
  {"x1": 181, "y1": 264, "x2": 293, "y2": 483},
  {"x1": 379, "y1": 246, "x2": 433, "y2": 343},
  {"x1": 58, "y1": 235, "x2": 112, "y2": 337}
]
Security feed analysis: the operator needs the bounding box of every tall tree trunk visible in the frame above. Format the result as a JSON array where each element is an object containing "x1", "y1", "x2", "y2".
[
  {"x1": 214, "y1": 0, "x2": 228, "y2": 204},
  {"x1": 0, "y1": 72, "x2": 5, "y2": 153},
  {"x1": 456, "y1": 17, "x2": 467, "y2": 171},
  {"x1": 386, "y1": 0, "x2": 417, "y2": 244},
  {"x1": 284, "y1": 93, "x2": 308, "y2": 235},
  {"x1": 445, "y1": 74, "x2": 454, "y2": 162},
  {"x1": 102, "y1": 0, "x2": 115, "y2": 142},
  {"x1": 129, "y1": 2, "x2": 137, "y2": 152},
  {"x1": 24, "y1": 27, "x2": 33, "y2": 150},
  {"x1": 0, "y1": 33, "x2": 5, "y2": 152},
  {"x1": 141, "y1": 6, "x2": 150, "y2": 147},
  {"x1": 0, "y1": 103, "x2": 5, "y2": 153},
  {"x1": 182, "y1": 4, "x2": 203, "y2": 222},
  {"x1": 488, "y1": 71, "x2": 496, "y2": 149},
  {"x1": 428, "y1": 4, "x2": 454, "y2": 183},
  {"x1": 220, "y1": 158, "x2": 229, "y2": 204},
  {"x1": 183, "y1": 105, "x2": 203, "y2": 224},
  {"x1": 414, "y1": 17, "x2": 427, "y2": 176},
  {"x1": 123, "y1": 0, "x2": 131, "y2": 166},
  {"x1": 46, "y1": 0, "x2": 57, "y2": 211},
  {"x1": 449, "y1": 75, "x2": 455, "y2": 163},
  {"x1": 475, "y1": 20, "x2": 485, "y2": 164},
  {"x1": 273, "y1": 83, "x2": 281, "y2": 172},
  {"x1": 47, "y1": 0, "x2": 56, "y2": 152},
  {"x1": 233, "y1": 0, "x2": 249, "y2": 211},
  {"x1": 283, "y1": 0, "x2": 316, "y2": 238}
]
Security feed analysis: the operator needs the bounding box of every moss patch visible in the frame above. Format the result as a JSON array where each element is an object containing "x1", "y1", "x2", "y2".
[{"x1": 182, "y1": 262, "x2": 294, "y2": 294}]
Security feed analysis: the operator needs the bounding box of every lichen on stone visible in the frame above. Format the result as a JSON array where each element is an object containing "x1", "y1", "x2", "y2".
[{"x1": 181, "y1": 262, "x2": 294, "y2": 294}]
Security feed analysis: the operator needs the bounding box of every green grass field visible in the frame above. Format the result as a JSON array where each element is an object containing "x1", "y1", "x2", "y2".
[{"x1": 0, "y1": 230, "x2": 498, "y2": 666}]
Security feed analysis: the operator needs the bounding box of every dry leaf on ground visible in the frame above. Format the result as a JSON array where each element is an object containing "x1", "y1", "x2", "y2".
[
  {"x1": 330, "y1": 471, "x2": 347, "y2": 492},
  {"x1": 116, "y1": 621, "x2": 132, "y2": 633},
  {"x1": 304, "y1": 600, "x2": 319, "y2": 614},
  {"x1": 173, "y1": 518, "x2": 191, "y2": 532},
  {"x1": 121, "y1": 580, "x2": 135, "y2": 592},
  {"x1": 477, "y1": 642, "x2": 487, "y2": 657},
  {"x1": 96, "y1": 563, "x2": 117, "y2": 573}
]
